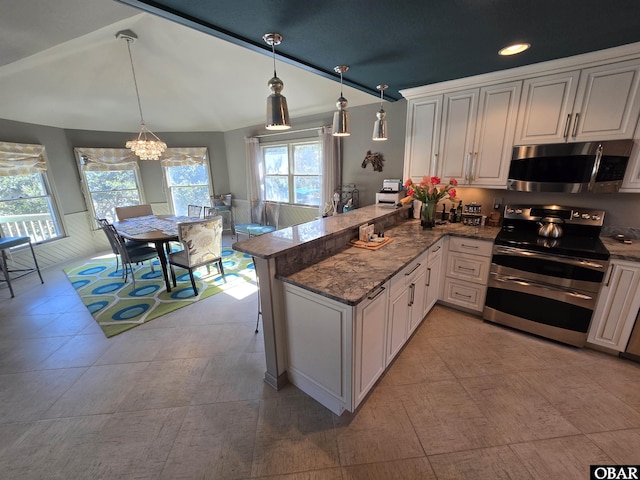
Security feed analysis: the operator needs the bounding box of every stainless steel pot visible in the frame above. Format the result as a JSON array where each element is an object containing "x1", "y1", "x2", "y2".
[{"x1": 537, "y1": 217, "x2": 564, "y2": 238}]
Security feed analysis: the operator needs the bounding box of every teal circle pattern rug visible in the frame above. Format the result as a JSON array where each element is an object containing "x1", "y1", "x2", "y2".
[{"x1": 64, "y1": 249, "x2": 255, "y2": 337}]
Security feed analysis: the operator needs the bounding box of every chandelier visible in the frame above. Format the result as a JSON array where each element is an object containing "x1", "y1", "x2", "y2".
[{"x1": 117, "y1": 30, "x2": 167, "y2": 160}]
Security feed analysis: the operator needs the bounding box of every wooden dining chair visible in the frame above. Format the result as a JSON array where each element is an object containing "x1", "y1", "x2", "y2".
[
  {"x1": 115, "y1": 204, "x2": 153, "y2": 221},
  {"x1": 168, "y1": 216, "x2": 226, "y2": 296},
  {"x1": 187, "y1": 205, "x2": 203, "y2": 218}
]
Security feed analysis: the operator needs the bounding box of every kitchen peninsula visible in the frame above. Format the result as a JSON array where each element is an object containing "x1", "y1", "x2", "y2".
[{"x1": 233, "y1": 204, "x2": 500, "y2": 414}]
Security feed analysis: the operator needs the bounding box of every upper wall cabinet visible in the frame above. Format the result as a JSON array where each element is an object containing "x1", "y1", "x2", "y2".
[
  {"x1": 515, "y1": 59, "x2": 640, "y2": 145},
  {"x1": 439, "y1": 81, "x2": 521, "y2": 187},
  {"x1": 403, "y1": 95, "x2": 442, "y2": 181},
  {"x1": 621, "y1": 119, "x2": 640, "y2": 192}
]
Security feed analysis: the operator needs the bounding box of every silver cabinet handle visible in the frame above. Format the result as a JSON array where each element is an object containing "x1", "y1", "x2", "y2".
[
  {"x1": 563, "y1": 114, "x2": 572, "y2": 138},
  {"x1": 426, "y1": 267, "x2": 432, "y2": 287},
  {"x1": 367, "y1": 286, "x2": 386, "y2": 300},
  {"x1": 408, "y1": 283, "x2": 415, "y2": 306},
  {"x1": 405, "y1": 263, "x2": 421, "y2": 276},
  {"x1": 432, "y1": 153, "x2": 439, "y2": 177},
  {"x1": 461, "y1": 243, "x2": 479, "y2": 249},
  {"x1": 572, "y1": 112, "x2": 580, "y2": 138},
  {"x1": 431, "y1": 245, "x2": 441, "y2": 253}
]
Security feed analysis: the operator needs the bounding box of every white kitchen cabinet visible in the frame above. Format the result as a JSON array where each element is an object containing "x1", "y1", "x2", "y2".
[
  {"x1": 387, "y1": 252, "x2": 428, "y2": 363},
  {"x1": 442, "y1": 237, "x2": 492, "y2": 312},
  {"x1": 403, "y1": 95, "x2": 442, "y2": 181},
  {"x1": 354, "y1": 284, "x2": 389, "y2": 407},
  {"x1": 588, "y1": 259, "x2": 640, "y2": 352},
  {"x1": 439, "y1": 82, "x2": 521, "y2": 187},
  {"x1": 515, "y1": 59, "x2": 640, "y2": 145},
  {"x1": 621, "y1": 121, "x2": 640, "y2": 192},
  {"x1": 423, "y1": 238, "x2": 444, "y2": 315}
]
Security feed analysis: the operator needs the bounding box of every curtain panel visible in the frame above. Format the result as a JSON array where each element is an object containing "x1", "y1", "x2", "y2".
[
  {"x1": 160, "y1": 147, "x2": 208, "y2": 167},
  {"x1": 319, "y1": 127, "x2": 341, "y2": 214},
  {"x1": 0, "y1": 141, "x2": 47, "y2": 176}
]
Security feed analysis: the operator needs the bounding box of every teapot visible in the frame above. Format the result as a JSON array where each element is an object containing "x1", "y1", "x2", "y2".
[{"x1": 537, "y1": 217, "x2": 564, "y2": 238}]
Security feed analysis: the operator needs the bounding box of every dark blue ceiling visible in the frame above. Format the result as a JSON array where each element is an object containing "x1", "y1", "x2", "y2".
[{"x1": 117, "y1": 0, "x2": 640, "y2": 101}]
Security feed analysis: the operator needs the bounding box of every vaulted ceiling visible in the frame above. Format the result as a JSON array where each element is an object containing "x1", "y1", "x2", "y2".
[{"x1": 2, "y1": 0, "x2": 640, "y2": 133}]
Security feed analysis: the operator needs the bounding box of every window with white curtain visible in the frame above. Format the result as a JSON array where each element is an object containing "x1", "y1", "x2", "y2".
[
  {"x1": 0, "y1": 142, "x2": 63, "y2": 242},
  {"x1": 75, "y1": 148, "x2": 144, "y2": 224},
  {"x1": 161, "y1": 147, "x2": 212, "y2": 216},
  {"x1": 262, "y1": 140, "x2": 321, "y2": 206}
]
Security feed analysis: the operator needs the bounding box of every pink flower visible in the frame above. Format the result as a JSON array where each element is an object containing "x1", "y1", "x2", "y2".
[
  {"x1": 430, "y1": 176, "x2": 441, "y2": 186},
  {"x1": 449, "y1": 178, "x2": 458, "y2": 187},
  {"x1": 448, "y1": 188, "x2": 457, "y2": 199},
  {"x1": 407, "y1": 188, "x2": 414, "y2": 197},
  {"x1": 428, "y1": 185, "x2": 435, "y2": 195},
  {"x1": 403, "y1": 178, "x2": 413, "y2": 187}
]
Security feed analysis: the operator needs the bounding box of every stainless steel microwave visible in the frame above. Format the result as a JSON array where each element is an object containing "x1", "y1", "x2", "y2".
[{"x1": 507, "y1": 140, "x2": 634, "y2": 193}]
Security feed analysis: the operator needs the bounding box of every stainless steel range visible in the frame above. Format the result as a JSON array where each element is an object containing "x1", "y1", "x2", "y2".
[{"x1": 483, "y1": 204, "x2": 610, "y2": 347}]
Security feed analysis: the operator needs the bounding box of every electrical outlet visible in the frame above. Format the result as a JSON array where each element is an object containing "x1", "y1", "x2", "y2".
[{"x1": 493, "y1": 197, "x2": 502, "y2": 210}]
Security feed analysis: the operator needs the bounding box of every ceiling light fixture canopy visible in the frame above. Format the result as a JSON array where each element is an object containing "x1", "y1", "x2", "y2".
[
  {"x1": 372, "y1": 84, "x2": 388, "y2": 141},
  {"x1": 332, "y1": 65, "x2": 350, "y2": 137},
  {"x1": 264, "y1": 33, "x2": 291, "y2": 130},
  {"x1": 498, "y1": 43, "x2": 531, "y2": 56},
  {"x1": 117, "y1": 30, "x2": 167, "y2": 160}
]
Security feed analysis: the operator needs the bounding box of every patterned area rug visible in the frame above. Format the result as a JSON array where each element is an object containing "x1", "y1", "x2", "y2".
[{"x1": 64, "y1": 249, "x2": 255, "y2": 337}]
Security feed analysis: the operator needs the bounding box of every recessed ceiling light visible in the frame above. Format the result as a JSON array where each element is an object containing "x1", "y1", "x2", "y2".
[{"x1": 498, "y1": 43, "x2": 531, "y2": 56}]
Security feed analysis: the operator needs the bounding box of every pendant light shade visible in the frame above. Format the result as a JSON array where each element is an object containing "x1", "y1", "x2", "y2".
[
  {"x1": 332, "y1": 65, "x2": 350, "y2": 137},
  {"x1": 117, "y1": 30, "x2": 167, "y2": 160},
  {"x1": 372, "y1": 84, "x2": 388, "y2": 141},
  {"x1": 264, "y1": 33, "x2": 291, "y2": 130}
]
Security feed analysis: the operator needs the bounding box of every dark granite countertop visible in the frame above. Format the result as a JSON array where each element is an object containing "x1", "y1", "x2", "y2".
[{"x1": 279, "y1": 219, "x2": 500, "y2": 306}]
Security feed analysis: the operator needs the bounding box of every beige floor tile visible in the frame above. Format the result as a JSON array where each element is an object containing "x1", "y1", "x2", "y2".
[
  {"x1": 578, "y1": 357, "x2": 640, "y2": 411},
  {"x1": 258, "y1": 468, "x2": 344, "y2": 480},
  {"x1": 94, "y1": 326, "x2": 177, "y2": 364},
  {"x1": 334, "y1": 396, "x2": 424, "y2": 466},
  {"x1": 460, "y1": 373, "x2": 580, "y2": 443},
  {"x1": 36, "y1": 332, "x2": 112, "y2": 369},
  {"x1": 521, "y1": 367, "x2": 640, "y2": 433},
  {"x1": 380, "y1": 340, "x2": 455, "y2": 386},
  {"x1": 397, "y1": 380, "x2": 507, "y2": 455},
  {"x1": 428, "y1": 445, "x2": 533, "y2": 480},
  {"x1": 412, "y1": 305, "x2": 492, "y2": 338},
  {"x1": 252, "y1": 395, "x2": 340, "y2": 476},
  {"x1": 341, "y1": 457, "x2": 436, "y2": 480},
  {"x1": 588, "y1": 428, "x2": 640, "y2": 463},
  {"x1": 0, "y1": 368, "x2": 85, "y2": 423},
  {"x1": 428, "y1": 330, "x2": 546, "y2": 378},
  {"x1": 42, "y1": 362, "x2": 150, "y2": 418},
  {"x1": 161, "y1": 401, "x2": 259, "y2": 480},
  {"x1": 117, "y1": 357, "x2": 210, "y2": 412},
  {"x1": 510, "y1": 435, "x2": 613, "y2": 480},
  {"x1": 0, "y1": 336, "x2": 72, "y2": 374}
]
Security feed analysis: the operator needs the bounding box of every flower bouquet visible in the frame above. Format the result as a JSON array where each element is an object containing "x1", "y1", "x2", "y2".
[{"x1": 400, "y1": 176, "x2": 458, "y2": 228}]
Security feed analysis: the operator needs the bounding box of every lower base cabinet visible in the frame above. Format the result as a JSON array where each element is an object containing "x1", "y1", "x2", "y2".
[{"x1": 588, "y1": 259, "x2": 640, "y2": 351}]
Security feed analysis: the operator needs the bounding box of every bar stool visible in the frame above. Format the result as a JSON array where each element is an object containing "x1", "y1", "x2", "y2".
[{"x1": 0, "y1": 236, "x2": 44, "y2": 298}]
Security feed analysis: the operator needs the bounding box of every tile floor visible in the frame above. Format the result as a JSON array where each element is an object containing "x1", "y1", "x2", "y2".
[{"x1": 1, "y1": 239, "x2": 640, "y2": 479}]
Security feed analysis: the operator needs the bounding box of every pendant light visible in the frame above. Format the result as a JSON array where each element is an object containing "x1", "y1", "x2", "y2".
[
  {"x1": 372, "y1": 84, "x2": 388, "y2": 141},
  {"x1": 332, "y1": 65, "x2": 350, "y2": 137},
  {"x1": 117, "y1": 30, "x2": 167, "y2": 160},
  {"x1": 264, "y1": 33, "x2": 291, "y2": 130}
]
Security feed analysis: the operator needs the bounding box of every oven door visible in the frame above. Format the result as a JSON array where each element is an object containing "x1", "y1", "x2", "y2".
[{"x1": 483, "y1": 245, "x2": 608, "y2": 347}]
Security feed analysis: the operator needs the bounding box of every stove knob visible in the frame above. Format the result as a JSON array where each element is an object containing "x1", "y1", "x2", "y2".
[
  {"x1": 506, "y1": 208, "x2": 514, "y2": 214},
  {"x1": 573, "y1": 212, "x2": 580, "y2": 218},
  {"x1": 582, "y1": 213, "x2": 591, "y2": 219},
  {"x1": 591, "y1": 215, "x2": 601, "y2": 221},
  {"x1": 515, "y1": 208, "x2": 523, "y2": 214}
]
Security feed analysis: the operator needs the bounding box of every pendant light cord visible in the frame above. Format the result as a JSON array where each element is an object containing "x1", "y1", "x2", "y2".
[
  {"x1": 125, "y1": 37, "x2": 145, "y2": 126},
  {"x1": 271, "y1": 42, "x2": 277, "y2": 77}
]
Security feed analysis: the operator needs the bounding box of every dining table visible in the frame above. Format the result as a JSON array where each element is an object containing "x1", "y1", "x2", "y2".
[{"x1": 113, "y1": 214, "x2": 198, "y2": 292}]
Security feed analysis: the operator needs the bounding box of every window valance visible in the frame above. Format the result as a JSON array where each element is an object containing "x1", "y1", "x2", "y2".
[
  {"x1": 74, "y1": 148, "x2": 138, "y2": 171},
  {"x1": 160, "y1": 147, "x2": 208, "y2": 167},
  {"x1": 0, "y1": 141, "x2": 47, "y2": 176}
]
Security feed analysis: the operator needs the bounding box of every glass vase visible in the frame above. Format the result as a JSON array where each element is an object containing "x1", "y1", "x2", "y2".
[{"x1": 421, "y1": 200, "x2": 437, "y2": 228}]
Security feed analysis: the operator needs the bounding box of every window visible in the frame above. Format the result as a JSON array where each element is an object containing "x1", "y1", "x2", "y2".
[
  {"x1": 263, "y1": 140, "x2": 321, "y2": 206},
  {"x1": 75, "y1": 148, "x2": 144, "y2": 224},
  {"x1": 161, "y1": 148, "x2": 212, "y2": 215},
  {"x1": 0, "y1": 142, "x2": 63, "y2": 243}
]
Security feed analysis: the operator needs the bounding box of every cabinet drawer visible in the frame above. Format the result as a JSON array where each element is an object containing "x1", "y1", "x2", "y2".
[
  {"x1": 446, "y1": 251, "x2": 490, "y2": 283},
  {"x1": 443, "y1": 277, "x2": 486, "y2": 312},
  {"x1": 448, "y1": 236, "x2": 492, "y2": 257},
  {"x1": 390, "y1": 251, "x2": 428, "y2": 297}
]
